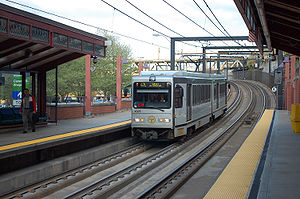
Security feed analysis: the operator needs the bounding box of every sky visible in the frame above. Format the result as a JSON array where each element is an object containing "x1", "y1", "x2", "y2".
[{"x1": 1, "y1": 0, "x2": 252, "y2": 60}]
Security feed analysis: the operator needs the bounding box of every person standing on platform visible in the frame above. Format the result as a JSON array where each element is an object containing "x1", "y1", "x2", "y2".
[{"x1": 19, "y1": 88, "x2": 36, "y2": 133}]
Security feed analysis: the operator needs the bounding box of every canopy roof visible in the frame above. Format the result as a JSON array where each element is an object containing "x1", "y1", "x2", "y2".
[
  {"x1": 234, "y1": 0, "x2": 300, "y2": 56},
  {"x1": 0, "y1": 3, "x2": 107, "y2": 72}
]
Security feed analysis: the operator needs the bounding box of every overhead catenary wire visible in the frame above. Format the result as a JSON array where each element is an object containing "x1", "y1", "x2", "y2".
[
  {"x1": 102, "y1": 0, "x2": 201, "y2": 48},
  {"x1": 3, "y1": 0, "x2": 169, "y2": 49},
  {"x1": 124, "y1": 0, "x2": 184, "y2": 38},
  {"x1": 123, "y1": 0, "x2": 203, "y2": 47},
  {"x1": 200, "y1": 0, "x2": 244, "y2": 46},
  {"x1": 192, "y1": 0, "x2": 228, "y2": 38},
  {"x1": 100, "y1": 0, "x2": 171, "y2": 40},
  {"x1": 161, "y1": 0, "x2": 229, "y2": 46}
]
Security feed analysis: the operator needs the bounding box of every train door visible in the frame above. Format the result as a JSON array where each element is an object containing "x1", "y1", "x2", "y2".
[
  {"x1": 187, "y1": 84, "x2": 192, "y2": 121},
  {"x1": 174, "y1": 84, "x2": 185, "y2": 126}
]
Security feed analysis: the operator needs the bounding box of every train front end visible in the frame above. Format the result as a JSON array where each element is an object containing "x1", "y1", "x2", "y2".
[{"x1": 131, "y1": 75, "x2": 174, "y2": 141}]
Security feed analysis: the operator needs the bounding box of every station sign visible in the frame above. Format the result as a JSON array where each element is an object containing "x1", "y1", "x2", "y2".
[
  {"x1": 13, "y1": 99, "x2": 22, "y2": 106},
  {"x1": 12, "y1": 75, "x2": 29, "y2": 99}
]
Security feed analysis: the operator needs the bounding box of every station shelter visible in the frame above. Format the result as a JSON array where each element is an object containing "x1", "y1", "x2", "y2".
[
  {"x1": 234, "y1": 0, "x2": 300, "y2": 110},
  {"x1": 0, "y1": 3, "x2": 107, "y2": 126}
]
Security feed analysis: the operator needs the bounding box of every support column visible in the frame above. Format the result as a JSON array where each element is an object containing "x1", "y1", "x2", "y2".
[
  {"x1": 242, "y1": 59, "x2": 245, "y2": 80},
  {"x1": 21, "y1": 72, "x2": 26, "y2": 92},
  {"x1": 226, "y1": 61, "x2": 229, "y2": 80},
  {"x1": 116, "y1": 56, "x2": 122, "y2": 111},
  {"x1": 37, "y1": 71, "x2": 46, "y2": 117},
  {"x1": 277, "y1": 50, "x2": 284, "y2": 110},
  {"x1": 31, "y1": 73, "x2": 36, "y2": 98},
  {"x1": 138, "y1": 61, "x2": 143, "y2": 74},
  {"x1": 85, "y1": 55, "x2": 91, "y2": 116},
  {"x1": 170, "y1": 38, "x2": 175, "y2": 70},
  {"x1": 217, "y1": 54, "x2": 220, "y2": 74},
  {"x1": 209, "y1": 57, "x2": 212, "y2": 74},
  {"x1": 202, "y1": 47, "x2": 206, "y2": 73},
  {"x1": 55, "y1": 66, "x2": 58, "y2": 123}
]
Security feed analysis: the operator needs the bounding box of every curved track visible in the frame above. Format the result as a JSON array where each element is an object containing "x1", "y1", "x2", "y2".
[{"x1": 3, "y1": 80, "x2": 275, "y2": 199}]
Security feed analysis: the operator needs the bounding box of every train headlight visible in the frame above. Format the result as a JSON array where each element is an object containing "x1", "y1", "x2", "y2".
[
  {"x1": 159, "y1": 118, "x2": 171, "y2": 123},
  {"x1": 165, "y1": 118, "x2": 171, "y2": 123},
  {"x1": 134, "y1": 118, "x2": 145, "y2": 122}
]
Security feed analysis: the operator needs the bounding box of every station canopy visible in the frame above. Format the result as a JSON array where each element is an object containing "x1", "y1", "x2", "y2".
[
  {"x1": 234, "y1": 0, "x2": 300, "y2": 56},
  {"x1": 0, "y1": 3, "x2": 107, "y2": 72}
]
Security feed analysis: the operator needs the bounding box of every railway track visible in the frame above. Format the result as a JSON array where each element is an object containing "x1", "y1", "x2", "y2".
[
  {"x1": 3, "y1": 80, "x2": 275, "y2": 199},
  {"x1": 135, "y1": 80, "x2": 255, "y2": 199},
  {"x1": 57, "y1": 81, "x2": 247, "y2": 199}
]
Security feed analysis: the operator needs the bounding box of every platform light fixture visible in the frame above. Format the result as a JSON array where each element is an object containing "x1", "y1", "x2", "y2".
[
  {"x1": 91, "y1": 56, "x2": 99, "y2": 64},
  {"x1": 105, "y1": 40, "x2": 112, "y2": 46}
]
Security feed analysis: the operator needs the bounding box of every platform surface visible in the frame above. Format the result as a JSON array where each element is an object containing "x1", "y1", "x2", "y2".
[
  {"x1": 257, "y1": 110, "x2": 300, "y2": 199},
  {"x1": 0, "y1": 110, "x2": 131, "y2": 151},
  {"x1": 204, "y1": 109, "x2": 300, "y2": 199}
]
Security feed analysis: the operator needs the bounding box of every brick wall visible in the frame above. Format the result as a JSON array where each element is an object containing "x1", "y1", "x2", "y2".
[
  {"x1": 285, "y1": 60, "x2": 292, "y2": 110},
  {"x1": 46, "y1": 100, "x2": 132, "y2": 120},
  {"x1": 121, "y1": 100, "x2": 131, "y2": 109},
  {"x1": 91, "y1": 104, "x2": 115, "y2": 114},
  {"x1": 47, "y1": 105, "x2": 84, "y2": 120},
  {"x1": 285, "y1": 55, "x2": 300, "y2": 110}
]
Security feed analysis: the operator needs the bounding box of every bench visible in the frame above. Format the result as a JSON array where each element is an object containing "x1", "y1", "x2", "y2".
[{"x1": 0, "y1": 108, "x2": 47, "y2": 126}]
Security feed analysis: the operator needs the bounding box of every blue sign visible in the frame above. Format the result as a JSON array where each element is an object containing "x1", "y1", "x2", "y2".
[{"x1": 12, "y1": 91, "x2": 22, "y2": 99}]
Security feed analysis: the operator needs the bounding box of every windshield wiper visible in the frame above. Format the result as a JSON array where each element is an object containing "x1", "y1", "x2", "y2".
[{"x1": 146, "y1": 106, "x2": 165, "y2": 112}]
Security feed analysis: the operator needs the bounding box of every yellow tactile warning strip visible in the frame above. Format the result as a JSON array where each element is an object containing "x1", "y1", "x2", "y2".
[
  {"x1": 204, "y1": 109, "x2": 274, "y2": 199},
  {"x1": 0, "y1": 120, "x2": 131, "y2": 152}
]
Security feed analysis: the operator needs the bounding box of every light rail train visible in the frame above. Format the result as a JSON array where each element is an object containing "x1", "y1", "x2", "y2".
[{"x1": 131, "y1": 71, "x2": 227, "y2": 141}]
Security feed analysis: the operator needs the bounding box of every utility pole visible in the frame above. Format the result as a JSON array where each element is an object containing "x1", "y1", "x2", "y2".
[
  {"x1": 202, "y1": 47, "x2": 206, "y2": 73},
  {"x1": 277, "y1": 50, "x2": 284, "y2": 110},
  {"x1": 217, "y1": 53, "x2": 220, "y2": 74}
]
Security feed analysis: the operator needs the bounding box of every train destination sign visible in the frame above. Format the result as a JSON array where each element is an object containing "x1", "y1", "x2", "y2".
[{"x1": 135, "y1": 82, "x2": 170, "y2": 88}]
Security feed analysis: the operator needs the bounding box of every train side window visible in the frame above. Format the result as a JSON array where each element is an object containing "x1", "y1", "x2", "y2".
[
  {"x1": 174, "y1": 85, "x2": 183, "y2": 108},
  {"x1": 220, "y1": 83, "x2": 226, "y2": 97},
  {"x1": 207, "y1": 85, "x2": 211, "y2": 102}
]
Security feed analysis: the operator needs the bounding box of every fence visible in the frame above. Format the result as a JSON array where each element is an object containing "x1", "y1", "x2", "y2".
[{"x1": 232, "y1": 70, "x2": 275, "y2": 89}]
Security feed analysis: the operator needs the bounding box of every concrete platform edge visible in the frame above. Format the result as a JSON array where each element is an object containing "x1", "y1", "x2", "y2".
[
  {"x1": 247, "y1": 110, "x2": 276, "y2": 198},
  {"x1": 0, "y1": 137, "x2": 138, "y2": 196}
]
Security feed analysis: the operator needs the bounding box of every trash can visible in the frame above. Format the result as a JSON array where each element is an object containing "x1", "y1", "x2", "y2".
[{"x1": 291, "y1": 104, "x2": 300, "y2": 133}]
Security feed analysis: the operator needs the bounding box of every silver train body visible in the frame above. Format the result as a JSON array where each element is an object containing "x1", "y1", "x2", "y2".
[{"x1": 131, "y1": 71, "x2": 227, "y2": 141}]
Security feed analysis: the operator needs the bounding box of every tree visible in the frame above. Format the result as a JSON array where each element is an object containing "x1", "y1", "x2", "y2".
[
  {"x1": 91, "y1": 34, "x2": 136, "y2": 96},
  {"x1": 46, "y1": 57, "x2": 85, "y2": 97}
]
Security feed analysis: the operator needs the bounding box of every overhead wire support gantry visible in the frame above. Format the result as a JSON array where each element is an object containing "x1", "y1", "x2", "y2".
[{"x1": 170, "y1": 36, "x2": 250, "y2": 70}]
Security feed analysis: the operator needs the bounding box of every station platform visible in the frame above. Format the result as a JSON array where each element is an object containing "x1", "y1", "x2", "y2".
[
  {"x1": 204, "y1": 109, "x2": 300, "y2": 199},
  {"x1": 0, "y1": 110, "x2": 131, "y2": 159}
]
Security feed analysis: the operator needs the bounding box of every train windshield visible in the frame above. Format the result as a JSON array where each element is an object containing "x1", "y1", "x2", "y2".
[{"x1": 133, "y1": 82, "x2": 171, "y2": 109}]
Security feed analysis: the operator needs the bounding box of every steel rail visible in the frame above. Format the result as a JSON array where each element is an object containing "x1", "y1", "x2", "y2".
[
  {"x1": 62, "y1": 142, "x2": 181, "y2": 199},
  {"x1": 6, "y1": 82, "x2": 242, "y2": 199},
  {"x1": 226, "y1": 81, "x2": 240, "y2": 113},
  {"x1": 250, "y1": 82, "x2": 266, "y2": 120},
  {"x1": 6, "y1": 142, "x2": 149, "y2": 199},
  {"x1": 63, "y1": 83, "x2": 243, "y2": 199},
  {"x1": 136, "y1": 82, "x2": 256, "y2": 199},
  {"x1": 65, "y1": 81, "x2": 245, "y2": 199}
]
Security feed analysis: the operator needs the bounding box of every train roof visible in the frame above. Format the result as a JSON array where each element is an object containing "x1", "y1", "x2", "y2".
[{"x1": 139, "y1": 70, "x2": 226, "y2": 79}]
